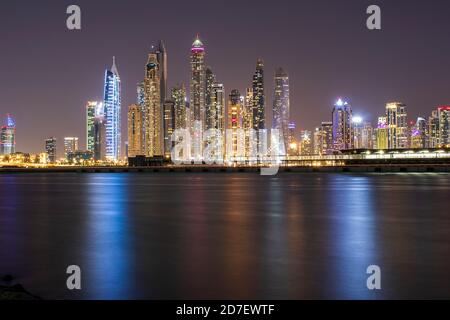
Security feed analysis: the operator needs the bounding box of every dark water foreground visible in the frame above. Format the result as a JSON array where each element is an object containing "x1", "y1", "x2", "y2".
[{"x1": 0, "y1": 173, "x2": 449, "y2": 300}]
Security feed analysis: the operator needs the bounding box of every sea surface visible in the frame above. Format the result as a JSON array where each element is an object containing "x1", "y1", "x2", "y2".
[{"x1": 0, "y1": 172, "x2": 449, "y2": 300}]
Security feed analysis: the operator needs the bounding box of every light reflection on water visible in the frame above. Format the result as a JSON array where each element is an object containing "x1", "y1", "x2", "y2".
[{"x1": 0, "y1": 173, "x2": 449, "y2": 299}]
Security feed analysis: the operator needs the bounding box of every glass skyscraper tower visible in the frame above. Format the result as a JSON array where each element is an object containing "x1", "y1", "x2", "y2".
[
  {"x1": 272, "y1": 67, "x2": 290, "y2": 150},
  {"x1": 104, "y1": 57, "x2": 121, "y2": 161}
]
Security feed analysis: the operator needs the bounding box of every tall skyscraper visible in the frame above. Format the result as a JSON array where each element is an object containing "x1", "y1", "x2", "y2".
[
  {"x1": 172, "y1": 85, "x2": 187, "y2": 130},
  {"x1": 64, "y1": 137, "x2": 79, "y2": 158},
  {"x1": 428, "y1": 110, "x2": 440, "y2": 148},
  {"x1": 332, "y1": 98, "x2": 353, "y2": 150},
  {"x1": 152, "y1": 41, "x2": 168, "y2": 104},
  {"x1": 144, "y1": 52, "x2": 163, "y2": 157},
  {"x1": 45, "y1": 137, "x2": 57, "y2": 164},
  {"x1": 411, "y1": 117, "x2": 427, "y2": 149},
  {"x1": 104, "y1": 57, "x2": 121, "y2": 161},
  {"x1": 127, "y1": 104, "x2": 143, "y2": 157},
  {"x1": 209, "y1": 83, "x2": 226, "y2": 132},
  {"x1": 252, "y1": 59, "x2": 265, "y2": 132},
  {"x1": 205, "y1": 67, "x2": 216, "y2": 130},
  {"x1": 321, "y1": 122, "x2": 333, "y2": 154},
  {"x1": 0, "y1": 114, "x2": 16, "y2": 155},
  {"x1": 361, "y1": 122, "x2": 374, "y2": 149},
  {"x1": 437, "y1": 106, "x2": 450, "y2": 147},
  {"x1": 272, "y1": 67, "x2": 290, "y2": 149},
  {"x1": 163, "y1": 100, "x2": 175, "y2": 158},
  {"x1": 86, "y1": 101, "x2": 104, "y2": 154},
  {"x1": 386, "y1": 102, "x2": 407, "y2": 149},
  {"x1": 299, "y1": 130, "x2": 312, "y2": 156},
  {"x1": 227, "y1": 89, "x2": 243, "y2": 159},
  {"x1": 190, "y1": 35, "x2": 206, "y2": 131}
]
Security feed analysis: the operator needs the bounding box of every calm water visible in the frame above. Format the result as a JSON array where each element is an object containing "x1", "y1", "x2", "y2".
[{"x1": 0, "y1": 173, "x2": 449, "y2": 300}]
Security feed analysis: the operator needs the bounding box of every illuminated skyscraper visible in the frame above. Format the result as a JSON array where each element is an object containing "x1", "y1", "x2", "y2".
[
  {"x1": 376, "y1": 116, "x2": 388, "y2": 149},
  {"x1": 209, "y1": 83, "x2": 226, "y2": 132},
  {"x1": 64, "y1": 137, "x2": 79, "y2": 159},
  {"x1": 332, "y1": 98, "x2": 353, "y2": 150},
  {"x1": 252, "y1": 59, "x2": 265, "y2": 131},
  {"x1": 321, "y1": 122, "x2": 333, "y2": 154},
  {"x1": 144, "y1": 52, "x2": 163, "y2": 157},
  {"x1": 190, "y1": 35, "x2": 206, "y2": 130},
  {"x1": 437, "y1": 106, "x2": 450, "y2": 147},
  {"x1": 411, "y1": 117, "x2": 427, "y2": 149},
  {"x1": 361, "y1": 122, "x2": 374, "y2": 149},
  {"x1": 428, "y1": 110, "x2": 439, "y2": 148},
  {"x1": 227, "y1": 89, "x2": 243, "y2": 160},
  {"x1": 127, "y1": 104, "x2": 143, "y2": 157},
  {"x1": 299, "y1": 130, "x2": 312, "y2": 156},
  {"x1": 205, "y1": 67, "x2": 216, "y2": 130},
  {"x1": 86, "y1": 101, "x2": 103, "y2": 154},
  {"x1": 172, "y1": 85, "x2": 187, "y2": 130},
  {"x1": 0, "y1": 114, "x2": 16, "y2": 155},
  {"x1": 272, "y1": 67, "x2": 290, "y2": 149},
  {"x1": 163, "y1": 100, "x2": 175, "y2": 158},
  {"x1": 386, "y1": 102, "x2": 407, "y2": 149},
  {"x1": 93, "y1": 113, "x2": 106, "y2": 161},
  {"x1": 45, "y1": 137, "x2": 57, "y2": 164},
  {"x1": 152, "y1": 41, "x2": 168, "y2": 104},
  {"x1": 103, "y1": 57, "x2": 121, "y2": 161}
]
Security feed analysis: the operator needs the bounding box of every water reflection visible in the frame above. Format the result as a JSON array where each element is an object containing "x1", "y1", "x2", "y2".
[
  {"x1": 84, "y1": 174, "x2": 133, "y2": 299},
  {"x1": 327, "y1": 175, "x2": 380, "y2": 299}
]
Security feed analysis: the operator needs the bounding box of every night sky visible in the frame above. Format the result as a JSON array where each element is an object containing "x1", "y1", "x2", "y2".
[{"x1": 1, "y1": 0, "x2": 450, "y2": 154}]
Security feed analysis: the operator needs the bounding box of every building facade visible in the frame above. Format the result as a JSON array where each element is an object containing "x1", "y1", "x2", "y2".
[
  {"x1": 104, "y1": 57, "x2": 121, "y2": 161},
  {"x1": 272, "y1": 67, "x2": 290, "y2": 150},
  {"x1": 127, "y1": 104, "x2": 143, "y2": 157},
  {"x1": 332, "y1": 99, "x2": 353, "y2": 150},
  {"x1": 0, "y1": 114, "x2": 16, "y2": 155}
]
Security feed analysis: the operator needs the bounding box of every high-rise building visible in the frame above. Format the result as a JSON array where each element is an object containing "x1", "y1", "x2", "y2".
[
  {"x1": 386, "y1": 102, "x2": 408, "y2": 149},
  {"x1": 104, "y1": 57, "x2": 121, "y2": 161},
  {"x1": 205, "y1": 67, "x2": 216, "y2": 130},
  {"x1": 93, "y1": 113, "x2": 106, "y2": 161},
  {"x1": 287, "y1": 122, "x2": 298, "y2": 156},
  {"x1": 0, "y1": 114, "x2": 16, "y2": 155},
  {"x1": 163, "y1": 100, "x2": 175, "y2": 158},
  {"x1": 172, "y1": 85, "x2": 187, "y2": 130},
  {"x1": 144, "y1": 52, "x2": 163, "y2": 157},
  {"x1": 252, "y1": 59, "x2": 265, "y2": 132},
  {"x1": 64, "y1": 137, "x2": 79, "y2": 158},
  {"x1": 127, "y1": 104, "x2": 143, "y2": 157},
  {"x1": 437, "y1": 106, "x2": 450, "y2": 147},
  {"x1": 376, "y1": 116, "x2": 388, "y2": 149},
  {"x1": 86, "y1": 101, "x2": 103, "y2": 154},
  {"x1": 272, "y1": 67, "x2": 290, "y2": 149},
  {"x1": 227, "y1": 89, "x2": 243, "y2": 160},
  {"x1": 332, "y1": 98, "x2": 353, "y2": 150},
  {"x1": 190, "y1": 36, "x2": 206, "y2": 130},
  {"x1": 411, "y1": 117, "x2": 427, "y2": 149},
  {"x1": 209, "y1": 83, "x2": 226, "y2": 132},
  {"x1": 45, "y1": 137, "x2": 57, "y2": 164},
  {"x1": 151, "y1": 41, "x2": 168, "y2": 105},
  {"x1": 427, "y1": 110, "x2": 439, "y2": 148},
  {"x1": 321, "y1": 121, "x2": 333, "y2": 154},
  {"x1": 361, "y1": 122, "x2": 374, "y2": 149},
  {"x1": 299, "y1": 130, "x2": 312, "y2": 156}
]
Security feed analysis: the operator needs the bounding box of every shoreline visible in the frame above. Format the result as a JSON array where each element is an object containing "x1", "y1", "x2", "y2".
[{"x1": 1, "y1": 164, "x2": 450, "y2": 174}]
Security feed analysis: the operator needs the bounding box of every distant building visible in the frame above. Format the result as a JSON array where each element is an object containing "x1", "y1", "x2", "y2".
[
  {"x1": 127, "y1": 104, "x2": 143, "y2": 157},
  {"x1": 227, "y1": 89, "x2": 243, "y2": 160},
  {"x1": 64, "y1": 137, "x2": 79, "y2": 159},
  {"x1": 299, "y1": 130, "x2": 312, "y2": 156},
  {"x1": 252, "y1": 59, "x2": 265, "y2": 132},
  {"x1": 67, "y1": 151, "x2": 94, "y2": 165},
  {"x1": 172, "y1": 85, "x2": 187, "y2": 130},
  {"x1": 0, "y1": 114, "x2": 16, "y2": 155},
  {"x1": 376, "y1": 117, "x2": 388, "y2": 149},
  {"x1": 437, "y1": 106, "x2": 450, "y2": 147},
  {"x1": 411, "y1": 117, "x2": 427, "y2": 149},
  {"x1": 386, "y1": 102, "x2": 408, "y2": 149},
  {"x1": 332, "y1": 98, "x2": 353, "y2": 150},
  {"x1": 45, "y1": 137, "x2": 57, "y2": 164}
]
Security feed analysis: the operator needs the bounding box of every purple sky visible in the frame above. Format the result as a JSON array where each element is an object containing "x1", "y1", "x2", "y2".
[{"x1": 1, "y1": 0, "x2": 450, "y2": 154}]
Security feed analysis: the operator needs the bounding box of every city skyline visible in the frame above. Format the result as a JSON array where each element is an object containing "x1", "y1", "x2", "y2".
[{"x1": 2, "y1": 1, "x2": 450, "y2": 154}]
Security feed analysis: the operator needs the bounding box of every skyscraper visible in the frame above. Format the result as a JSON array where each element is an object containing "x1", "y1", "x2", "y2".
[
  {"x1": 227, "y1": 89, "x2": 243, "y2": 159},
  {"x1": 163, "y1": 100, "x2": 175, "y2": 158},
  {"x1": 332, "y1": 98, "x2": 353, "y2": 150},
  {"x1": 376, "y1": 116, "x2": 388, "y2": 149},
  {"x1": 45, "y1": 137, "x2": 57, "y2": 164},
  {"x1": 144, "y1": 52, "x2": 163, "y2": 157},
  {"x1": 411, "y1": 117, "x2": 427, "y2": 149},
  {"x1": 64, "y1": 137, "x2": 79, "y2": 159},
  {"x1": 386, "y1": 102, "x2": 407, "y2": 149},
  {"x1": 86, "y1": 101, "x2": 103, "y2": 154},
  {"x1": 93, "y1": 113, "x2": 106, "y2": 161},
  {"x1": 104, "y1": 57, "x2": 121, "y2": 161},
  {"x1": 437, "y1": 106, "x2": 450, "y2": 147},
  {"x1": 152, "y1": 41, "x2": 168, "y2": 104},
  {"x1": 190, "y1": 35, "x2": 206, "y2": 131},
  {"x1": 0, "y1": 114, "x2": 16, "y2": 155},
  {"x1": 205, "y1": 67, "x2": 216, "y2": 130},
  {"x1": 172, "y1": 85, "x2": 187, "y2": 130},
  {"x1": 127, "y1": 104, "x2": 143, "y2": 157},
  {"x1": 321, "y1": 121, "x2": 333, "y2": 154},
  {"x1": 272, "y1": 67, "x2": 290, "y2": 149},
  {"x1": 209, "y1": 83, "x2": 226, "y2": 132},
  {"x1": 252, "y1": 59, "x2": 265, "y2": 132}
]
